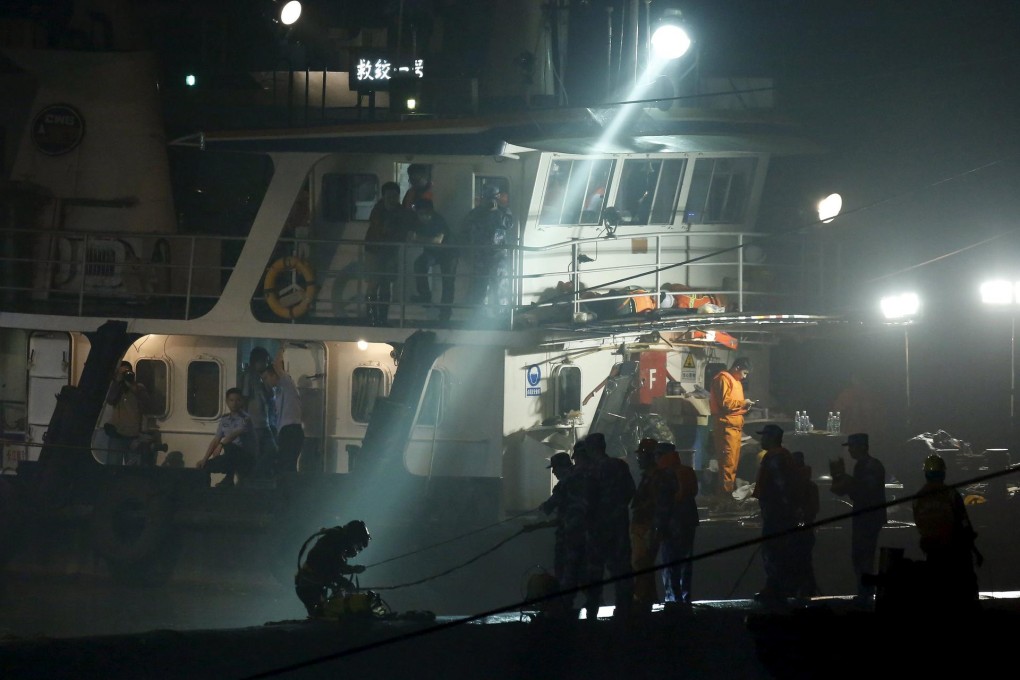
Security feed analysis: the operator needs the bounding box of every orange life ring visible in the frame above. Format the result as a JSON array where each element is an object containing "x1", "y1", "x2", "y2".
[{"x1": 264, "y1": 256, "x2": 318, "y2": 319}]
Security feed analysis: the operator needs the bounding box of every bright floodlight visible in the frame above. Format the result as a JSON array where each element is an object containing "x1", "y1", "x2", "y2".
[
  {"x1": 881, "y1": 292, "x2": 920, "y2": 320},
  {"x1": 279, "y1": 1, "x2": 302, "y2": 25},
  {"x1": 357, "y1": 339, "x2": 369, "y2": 351},
  {"x1": 980, "y1": 279, "x2": 1016, "y2": 305},
  {"x1": 651, "y1": 24, "x2": 692, "y2": 60},
  {"x1": 185, "y1": 74, "x2": 196, "y2": 87},
  {"x1": 817, "y1": 193, "x2": 842, "y2": 223}
]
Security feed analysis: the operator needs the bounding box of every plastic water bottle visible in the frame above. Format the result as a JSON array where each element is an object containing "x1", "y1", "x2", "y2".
[
  {"x1": 834, "y1": 411, "x2": 841, "y2": 435},
  {"x1": 827, "y1": 411, "x2": 835, "y2": 434},
  {"x1": 795, "y1": 411, "x2": 802, "y2": 434},
  {"x1": 804, "y1": 411, "x2": 812, "y2": 432}
]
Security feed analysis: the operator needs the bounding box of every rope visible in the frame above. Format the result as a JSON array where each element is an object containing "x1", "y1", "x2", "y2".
[{"x1": 364, "y1": 528, "x2": 529, "y2": 591}]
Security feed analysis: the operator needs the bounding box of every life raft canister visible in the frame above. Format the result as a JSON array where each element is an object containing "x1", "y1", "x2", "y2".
[{"x1": 264, "y1": 256, "x2": 318, "y2": 319}]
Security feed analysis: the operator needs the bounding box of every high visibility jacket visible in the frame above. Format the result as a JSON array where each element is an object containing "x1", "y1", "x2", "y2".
[{"x1": 710, "y1": 370, "x2": 747, "y2": 423}]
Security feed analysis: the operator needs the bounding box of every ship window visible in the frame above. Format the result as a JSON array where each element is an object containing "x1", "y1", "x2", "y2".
[
  {"x1": 685, "y1": 157, "x2": 757, "y2": 224},
  {"x1": 187, "y1": 360, "x2": 221, "y2": 418},
  {"x1": 417, "y1": 369, "x2": 444, "y2": 426},
  {"x1": 351, "y1": 366, "x2": 387, "y2": 423},
  {"x1": 553, "y1": 364, "x2": 582, "y2": 416},
  {"x1": 617, "y1": 158, "x2": 686, "y2": 226},
  {"x1": 473, "y1": 175, "x2": 511, "y2": 207},
  {"x1": 323, "y1": 173, "x2": 378, "y2": 222},
  {"x1": 135, "y1": 359, "x2": 169, "y2": 418},
  {"x1": 539, "y1": 159, "x2": 615, "y2": 226}
]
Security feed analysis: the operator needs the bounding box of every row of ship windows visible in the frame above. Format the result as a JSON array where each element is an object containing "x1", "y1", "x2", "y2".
[
  {"x1": 128, "y1": 360, "x2": 584, "y2": 426},
  {"x1": 316, "y1": 158, "x2": 756, "y2": 227}
]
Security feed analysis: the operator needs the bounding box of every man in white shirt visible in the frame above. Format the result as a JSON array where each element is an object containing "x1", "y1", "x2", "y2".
[{"x1": 261, "y1": 347, "x2": 305, "y2": 473}]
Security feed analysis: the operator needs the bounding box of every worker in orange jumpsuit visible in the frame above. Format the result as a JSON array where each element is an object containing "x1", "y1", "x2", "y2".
[{"x1": 710, "y1": 357, "x2": 753, "y2": 506}]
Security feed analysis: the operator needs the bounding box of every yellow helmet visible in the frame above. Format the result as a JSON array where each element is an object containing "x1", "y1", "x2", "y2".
[{"x1": 923, "y1": 454, "x2": 946, "y2": 474}]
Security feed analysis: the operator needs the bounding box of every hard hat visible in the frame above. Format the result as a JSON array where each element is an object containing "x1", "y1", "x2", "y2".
[{"x1": 923, "y1": 454, "x2": 946, "y2": 474}]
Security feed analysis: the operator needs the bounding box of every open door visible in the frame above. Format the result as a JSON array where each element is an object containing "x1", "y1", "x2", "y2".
[{"x1": 27, "y1": 332, "x2": 76, "y2": 462}]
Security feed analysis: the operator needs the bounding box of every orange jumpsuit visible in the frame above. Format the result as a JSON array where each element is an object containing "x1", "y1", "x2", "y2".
[{"x1": 710, "y1": 370, "x2": 748, "y2": 494}]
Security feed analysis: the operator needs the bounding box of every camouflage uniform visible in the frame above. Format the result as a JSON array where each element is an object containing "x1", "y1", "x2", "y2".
[
  {"x1": 463, "y1": 202, "x2": 514, "y2": 316},
  {"x1": 630, "y1": 439, "x2": 660, "y2": 607},
  {"x1": 539, "y1": 466, "x2": 590, "y2": 611},
  {"x1": 652, "y1": 445, "x2": 700, "y2": 604},
  {"x1": 580, "y1": 443, "x2": 636, "y2": 616}
]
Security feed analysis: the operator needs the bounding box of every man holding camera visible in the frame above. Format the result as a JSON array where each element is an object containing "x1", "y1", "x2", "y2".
[{"x1": 104, "y1": 360, "x2": 149, "y2": 465}]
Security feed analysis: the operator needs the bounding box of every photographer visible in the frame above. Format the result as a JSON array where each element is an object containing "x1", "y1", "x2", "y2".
[{"x1": 103, "y1": 360, "x2": 149, "y2": 465}]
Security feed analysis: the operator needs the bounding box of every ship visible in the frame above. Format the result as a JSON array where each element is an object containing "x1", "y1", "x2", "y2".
[{"x1": 7, "y1": 0, "x2": 1013, "y2": 614}]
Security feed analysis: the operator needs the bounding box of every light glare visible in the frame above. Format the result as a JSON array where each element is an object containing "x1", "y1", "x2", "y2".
[
  {"x1": 280, "y1": 1, "x2": 302, "y2": 25},
  {"x1": 185, "y1": 74, "x2": 196, "y2": 87},
  {"x1": 357, "y1": 340, "x2": 369, "y2": 351},
  {"x1": 881, "y1": 292, "x2": 920, "y2": 320},
  {"x1": 406, "y1": 98, "x2": 417, "y2": 111},
  {"x1": 980, "y1": 279, "x2": 1016, "y2": 305},
  {"x1": 651, "y1": 24, "x2": 691, "y2": 60},
  {"x1": 817, "y1": 193, "x2": 842, "y2": 223}
]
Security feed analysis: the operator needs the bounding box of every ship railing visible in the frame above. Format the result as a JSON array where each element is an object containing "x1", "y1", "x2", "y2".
[{"x1": 0, "y1": 225, "x2": 828, "y2": 329}]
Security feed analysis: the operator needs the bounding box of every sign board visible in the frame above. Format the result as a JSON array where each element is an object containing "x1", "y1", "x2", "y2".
[
  {"x1": 32, "y1": 104, "x2": 85, "y2": 156},
  {"x1": 525, "y1": 364, "x2": 542, "y2": 397},
  {"x1": 638, "y1": 351, "x2": 667, "y2": 404},
  {"x1": 681, "y1": 352, "x2": 697, "y2": 382},
  {"x1": 351, "y1": 51, "x2": 425, "y2": 92}
]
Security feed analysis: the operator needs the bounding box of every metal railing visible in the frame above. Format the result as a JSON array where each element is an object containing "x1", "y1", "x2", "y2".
[{"x1": 0, "y1": 225, "x2": 828, "y2": 330}]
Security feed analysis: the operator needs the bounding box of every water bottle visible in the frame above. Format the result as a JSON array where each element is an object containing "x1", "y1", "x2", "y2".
[
  {"x1": 804, "y1": 411, "x2": 812, "y2": 432},
  {"x1": 827, "y1": 411, "x2": 834, "y2": 434},
  {"x1": 834, "y1": 411, "x2": 841, "y2": 435},
  {"x1": 795, "y1": 411, "x2": 802, "y2": 434}
]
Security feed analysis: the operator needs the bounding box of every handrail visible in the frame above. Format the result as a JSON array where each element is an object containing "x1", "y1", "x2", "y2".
[{"x1": 0, "y1": 223, "x2": 825, "y2": 328}]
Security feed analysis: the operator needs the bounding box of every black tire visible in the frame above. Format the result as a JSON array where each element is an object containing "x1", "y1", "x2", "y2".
[{"x1": 90, "y1": 475, "x2": 173, "y2": 567}]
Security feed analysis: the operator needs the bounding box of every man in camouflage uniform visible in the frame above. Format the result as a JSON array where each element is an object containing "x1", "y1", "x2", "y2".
[
  {"x1": 630, "y1": 438, "x2": 660, "y2": 610},
  {"x1": 652, "y1": 442, "x2": 700, "y2": 605},
  {"x1": 530, "y1": 451, "x2": 590, "y2": 616},
  {"x1": 575, "y1": 432, "x2": 636, "y2": 619},
  {"x1": 462, "y1": 184, "x2": 514, "y2": 319}
]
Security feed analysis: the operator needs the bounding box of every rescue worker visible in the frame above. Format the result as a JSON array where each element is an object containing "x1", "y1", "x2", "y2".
[
  {"x1": 752, "y1": 424, "x2": 799, "y2": 605},
  {"x1": 364, "y1": 182, "x2": 415, "y2": 326},
  {"x1": 527, "y1": 451, "x2": 589, "y2": 616},
  {"x1": 912, "y1": 453, "x2": 982, "y2": 608},
  {"x1": 402, "y1": 163, "x2": 434, "y2": 209},
  {"x1": 462, "y1": 183, "x2": 514, "y2": 320},
  {"x1": 789, "y1": 450, "x2": 819, "y2": 599},
  {"x1": 294, "y1": 520, "x2": 371, "y2": 617},
  {"x1": 410, "y1": 198, "x2": 457, "y2": 323},
  {"x1": 830, "y1": 432, "x2": 887, "y2": 608},
  {"x1": 710, "y1": 357, "x2": 753, "y2": 508},
  {"x1": 575, "y1": 432, "x2": 636, "y2": 619},
  {"x1": 652, "y1": 442, "x2": 700, "y2": 606},
  {"x1": 629, "y1": 437, "x2": 660, "y2": 610}
]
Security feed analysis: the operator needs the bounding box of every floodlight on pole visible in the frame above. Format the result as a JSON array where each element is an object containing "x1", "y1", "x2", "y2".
[
  {"x1": 880, "y1": 292, "x2": 920, "y2": 320},
  {"x1": 278, "y1": 1, "x2": 302, "y2": 26},
  {"x1": 980, "y1": 278, "x2": 1020, "y2": 443},
  {"x1": 881, "y1": 292, "x2": 919, "y2": 433},
  {"x1": 817, "y1": 193, "x2": 842, "y2": 224},
  {"x1": 650, "y1": 9, "x2": 692, "y2": 61}
]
